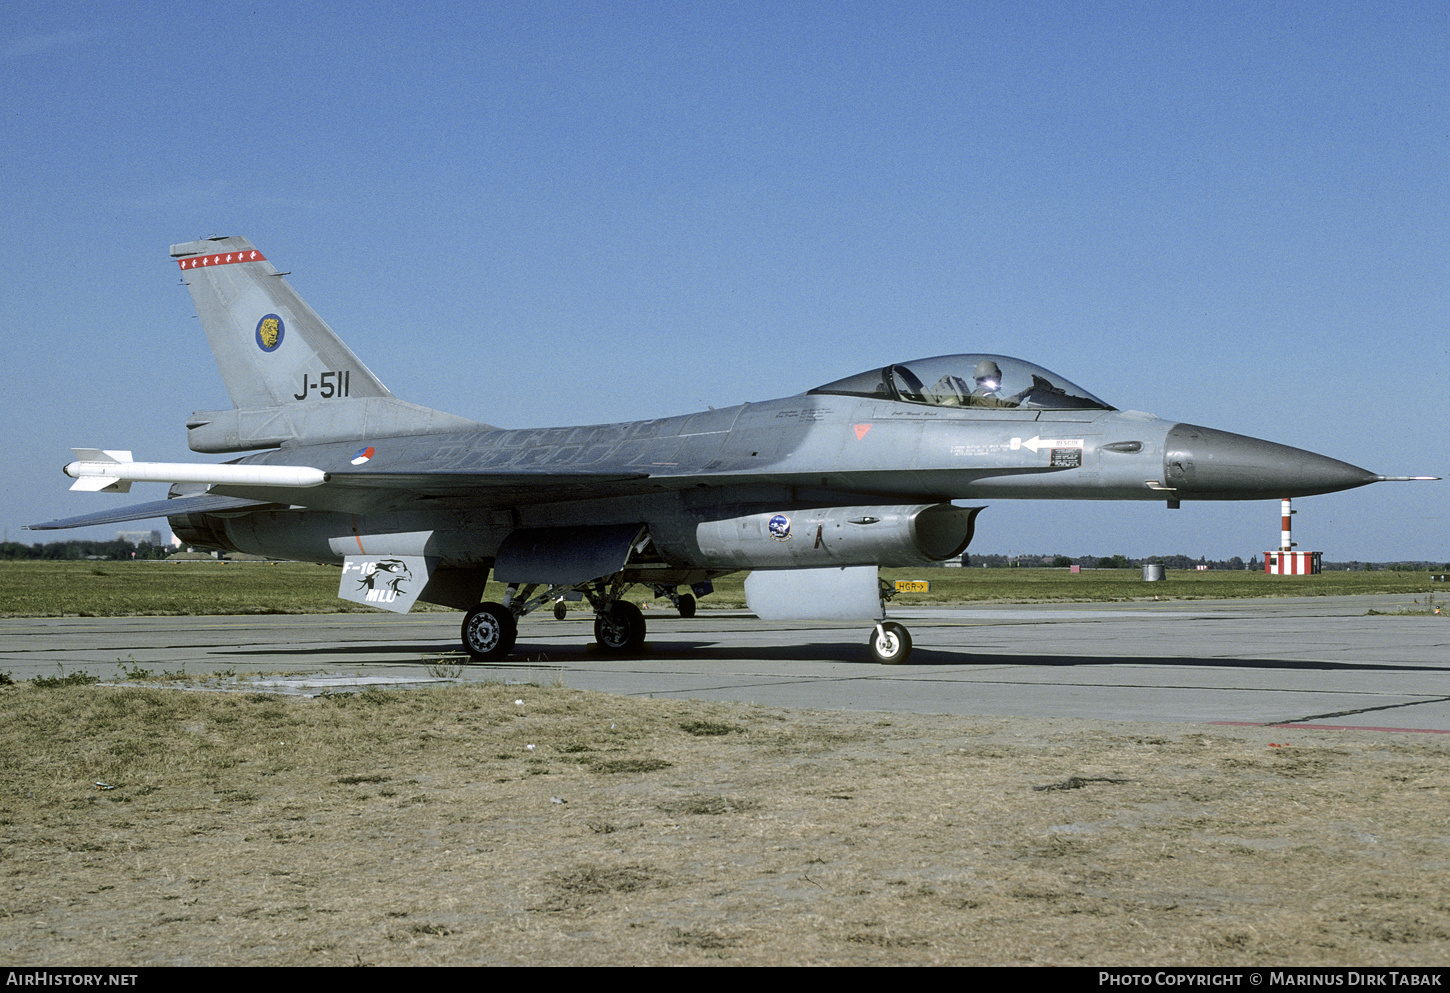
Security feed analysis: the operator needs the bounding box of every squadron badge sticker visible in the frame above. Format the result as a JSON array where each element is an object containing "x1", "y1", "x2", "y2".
[
  {"x1": 768, "y1": 514, "x2": 792, "y2": 541},
  {"x1": 255, "y1": 314, "x2": 285, "y2": 352}
]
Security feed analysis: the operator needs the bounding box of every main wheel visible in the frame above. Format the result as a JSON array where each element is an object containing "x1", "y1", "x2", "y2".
[
  {"x1": 677, "y1": 593, "x2": 696, "y2": 618},
  {"x1": 553, "y1": 600, "x2": 568, "y2": 621},
  {"x1": 869, "y1": 621, "x2": 912, "y2": 665},
  {"x1": 461, "y1": 602, "x2": 517, "y2": 662},
  {"x1": 594, "y1": 601, "x2": 646, "y2": 654}
]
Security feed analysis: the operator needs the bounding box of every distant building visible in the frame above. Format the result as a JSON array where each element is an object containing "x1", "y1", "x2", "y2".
[
  {"x1": 116, "y1": 530, "x2": 164, "y2": 546},
  {"x1": 1265, "y1": 550, "x2": 1322, "y2": 575},
  {"x1": 1264, "y1": 499, "x2": 1321, "y2": 575}
]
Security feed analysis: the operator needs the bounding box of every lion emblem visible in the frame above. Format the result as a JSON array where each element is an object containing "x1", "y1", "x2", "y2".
[{"x1": 255, "y1": 314, "x2": 284, "y2": 352}]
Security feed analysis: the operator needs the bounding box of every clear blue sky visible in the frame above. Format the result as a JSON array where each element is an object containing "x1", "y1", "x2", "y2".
[{"x1": 2, "y1": 1, "x2": 1445, "y2": 561}]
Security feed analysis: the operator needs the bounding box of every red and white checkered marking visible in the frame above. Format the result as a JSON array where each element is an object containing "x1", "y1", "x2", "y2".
[{"x1": 176, "y1": 249, "x2": 266, "y2": 270}]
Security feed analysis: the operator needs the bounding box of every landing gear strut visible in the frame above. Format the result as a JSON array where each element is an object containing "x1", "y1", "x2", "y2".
[
  {"x1": 870, "y1": 578, "x2": 913, "y2": 664},
  {"x1": 647, "y1": 583, "x2": 702, "y2": 618}
]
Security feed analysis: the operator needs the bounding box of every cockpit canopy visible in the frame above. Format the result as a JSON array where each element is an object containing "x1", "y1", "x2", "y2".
[{"x1": 809, "y1": 354, "x2": 1114, "y2": 411}]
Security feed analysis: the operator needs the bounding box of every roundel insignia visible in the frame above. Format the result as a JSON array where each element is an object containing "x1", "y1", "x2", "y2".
[
  {"x1": 350, "y1": 446, "x2": 375, "y2": 465},
  {"x1": 255, "y1": 314, "x2": 285, "y2": 352},
  {"x1": 768, "y1": 514, "x2": 792, "y2": 541}
]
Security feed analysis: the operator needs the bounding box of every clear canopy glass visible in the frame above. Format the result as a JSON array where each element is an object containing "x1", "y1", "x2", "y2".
[{"x1": 809, "y1": 354, "x2": 1113, "y2": 411}]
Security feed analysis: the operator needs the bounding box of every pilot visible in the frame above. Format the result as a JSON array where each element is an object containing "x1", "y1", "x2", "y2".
[
  {"x1": 926, "y1": 374, "x2": 970, "y2": 406},
  {"x1": 968, "y1": 360, "x2": 1016, "y2": 407}
]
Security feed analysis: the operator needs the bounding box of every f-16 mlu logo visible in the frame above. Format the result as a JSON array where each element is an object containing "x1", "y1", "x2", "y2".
[
  {"x1": 334, "y1": 556, "x2": 428, "y2": 613},
  {"x1": 354, "y1": 558, "x2": 412, "y2": 602}
]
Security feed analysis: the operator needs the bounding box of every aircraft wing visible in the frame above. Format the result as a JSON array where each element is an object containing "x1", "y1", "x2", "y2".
[
  {"x1": 34, "y1": 457, "x2": 1066, "y2": 530},
  {"x1": 30, "y1": 467, "x2": 657, "y2": 529},
  {"x1": 315, "y1": 463, "x2": 1062, "y2": 502},
  {"x1": 189, "y1": 469, "x2": 658, "y2": 515}
]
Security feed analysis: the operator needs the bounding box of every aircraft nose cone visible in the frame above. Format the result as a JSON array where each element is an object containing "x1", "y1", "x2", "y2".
[{"x1": 1164, "y1": 423, "x2": 1380, "y2": 499}]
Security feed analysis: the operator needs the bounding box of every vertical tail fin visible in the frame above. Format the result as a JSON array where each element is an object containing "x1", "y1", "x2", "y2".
[
  {"x1": 172, "y1": 236, "x2": 487, "y2": 453},
  {"x1": 171, "y1": 236, "x2": 392, "y2": 409}
]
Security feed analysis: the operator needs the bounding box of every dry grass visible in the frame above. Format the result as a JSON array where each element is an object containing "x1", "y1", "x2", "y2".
[{"x1": 2, "y1": 678, "x2": 1448, "y2": 966}]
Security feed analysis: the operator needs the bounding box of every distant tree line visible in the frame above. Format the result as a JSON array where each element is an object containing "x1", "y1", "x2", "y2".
[
  {"x1": 961, "y1": 552, "x2": 1450, "y2": 572},
  {"x1": 964, "y1": 552, "x2": 1249, "y2": 570},
  {"x1": 0, "y1": 540, "x2": 172, "y2": 561}
]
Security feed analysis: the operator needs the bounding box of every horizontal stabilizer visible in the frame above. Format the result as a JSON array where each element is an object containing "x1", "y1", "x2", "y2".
[{"x1": 28, "y1": 493, "x2": 279, "y2": 531}]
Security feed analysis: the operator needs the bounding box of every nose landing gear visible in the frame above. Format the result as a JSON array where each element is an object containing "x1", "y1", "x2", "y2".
[{"x1": 869, "y1": 620, "x2": 912, "y2": 664}]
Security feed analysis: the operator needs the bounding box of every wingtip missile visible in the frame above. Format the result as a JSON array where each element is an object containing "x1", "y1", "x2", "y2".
[{"x1": 62, "y1": 453, "x2": 329, "y2": 492}]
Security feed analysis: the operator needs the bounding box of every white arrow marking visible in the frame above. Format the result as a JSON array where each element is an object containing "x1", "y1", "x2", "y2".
[{"x1": 1011, "y1": 436, "x2": 1084, "y2": 454}]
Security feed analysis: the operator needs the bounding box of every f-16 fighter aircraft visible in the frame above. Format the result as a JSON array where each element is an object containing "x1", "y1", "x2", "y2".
[{"x1": 32, "y1": 237, "x2": 1434, "y2": 663}]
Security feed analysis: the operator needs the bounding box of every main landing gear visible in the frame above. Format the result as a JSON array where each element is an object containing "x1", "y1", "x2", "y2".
[
  {"x1": 647, "y1": 583, "x2": 701, "y2": 618},
  {"x1": 462, "y1": 575, "x2": 698, "y2": 662},
  {"x1": 593, "y1": 600, "x2": 646, "y2": 653},
  {"x1": 461, "y1": 602, "x2": 517, "y2": 662},
  {"x1": 547, "y1": 583, "x2": 702, "y2": 622}
]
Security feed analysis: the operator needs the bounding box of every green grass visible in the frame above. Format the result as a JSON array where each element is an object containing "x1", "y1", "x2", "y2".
[
  {"x1": 0, "y1": 560, "x2": 1439, "y2": 618},
  {"x1": 0, "y1": 560, "x2": 384, "y2": 617},
  {"x1": 875, "y1": 566, "x2": 1443, "y2": 603}
]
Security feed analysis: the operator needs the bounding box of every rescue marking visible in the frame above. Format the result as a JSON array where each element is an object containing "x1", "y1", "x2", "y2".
[{"x1": 1012, "y1": 436, "x2": 1084, "y2": 454}]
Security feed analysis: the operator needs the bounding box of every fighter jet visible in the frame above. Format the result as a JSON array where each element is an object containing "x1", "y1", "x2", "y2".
[{"x1": 31, "y1": 237, "x2": 1433, "y2": 664}]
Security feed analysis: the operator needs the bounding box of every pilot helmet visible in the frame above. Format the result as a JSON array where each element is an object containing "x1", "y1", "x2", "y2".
[{"x1": 973, "y1": 360, "x2": 1002, "y2": 391}]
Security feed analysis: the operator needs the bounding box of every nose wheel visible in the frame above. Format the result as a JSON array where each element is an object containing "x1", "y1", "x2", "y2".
[{"x1": 869, "y1": 620, "x2": 912, "y2": 664}]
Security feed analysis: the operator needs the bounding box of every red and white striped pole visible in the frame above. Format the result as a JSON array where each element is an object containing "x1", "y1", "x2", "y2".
[{"x1": 1280, "y1": 498, "x2": 1294, "y2": 551}]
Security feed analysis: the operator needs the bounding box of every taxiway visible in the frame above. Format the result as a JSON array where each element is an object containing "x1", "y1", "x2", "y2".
[{"x1": 3, "y1": 593, "x2": 1447, "y2": 732}]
